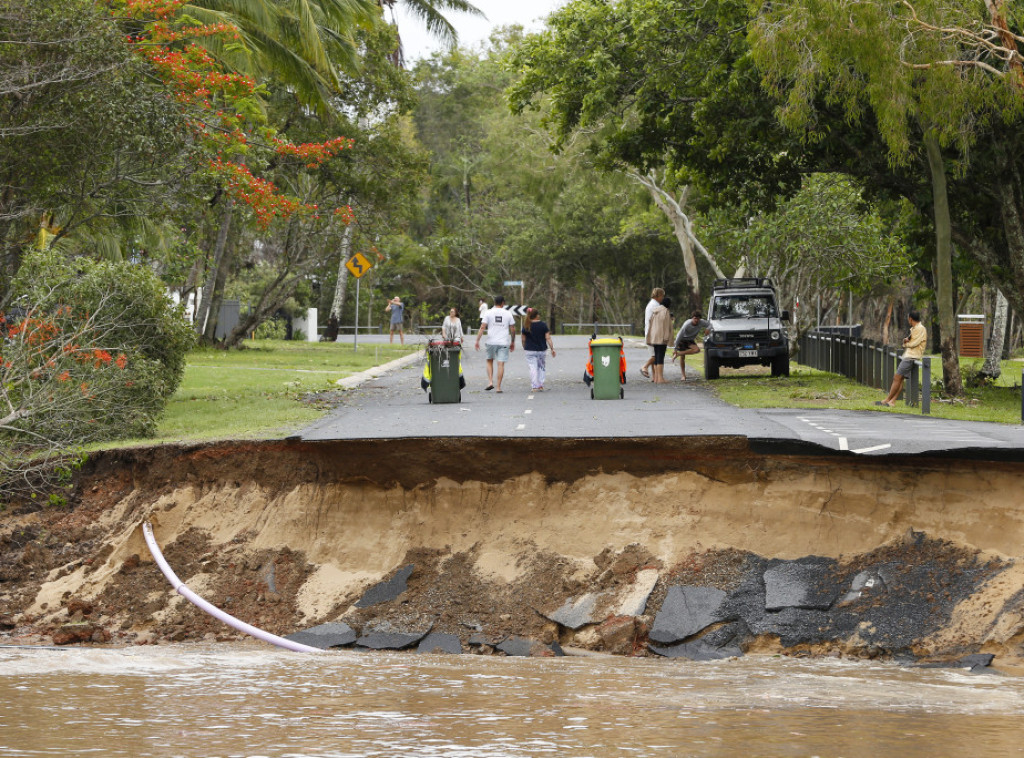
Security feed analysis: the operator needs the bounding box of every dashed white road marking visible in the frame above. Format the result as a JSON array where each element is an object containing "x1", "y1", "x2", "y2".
[
  {"x1": 516, "y1": 424, "x2": 526, "y2": 431},
  {"x1": 838, "y1": 437, "x2": 849, "y2": 451},
  {"x1": 528, "y1": 395, "x2": 535, "y2": 400},
  {"x1": 524, "y1": 409, "x2": 533, "y2": 415},
  {"x1": 852, "y1": 443, "x2": 892, "y2": 454}
]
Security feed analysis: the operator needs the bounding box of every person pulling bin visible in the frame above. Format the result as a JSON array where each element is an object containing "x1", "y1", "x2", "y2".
[
  {"x1": 584, "y1": 337, "x2": 626, "y2": 399},
  {"x1": 422, "y1": 339, "x2": 465, "y2": 403}
]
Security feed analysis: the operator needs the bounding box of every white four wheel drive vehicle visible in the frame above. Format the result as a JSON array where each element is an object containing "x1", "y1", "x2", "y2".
[{"x1": 702, "y1": 278, "x2": 790, "y2": 380}]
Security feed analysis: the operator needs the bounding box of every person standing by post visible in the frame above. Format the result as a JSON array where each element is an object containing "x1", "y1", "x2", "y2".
[
  {"x1": 647, "y1": 296, "x2": 673, "y2": 384},
  {"x1": 385, "y1": 296, "x2": 405, "y2": 345},
  {"x1": 521, "y1": 308, "x2": 556, "y2": 391},
  {"x1": 475, "y1": 295, "x2": 516, "y2": 392},
  {"x1": 673, "y1": 310, "x2": 711, "y2": 381},
  {"x1": 878, "y1": 310, "x2": 926, "y2": 407},
  {"x1": 640, "y1": 287, "x2": 665, "y2": 380}
]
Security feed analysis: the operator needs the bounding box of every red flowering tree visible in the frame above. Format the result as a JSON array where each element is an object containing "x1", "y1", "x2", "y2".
[
  {"x1": 116, "y1": 0, "x2": 356, "y2": 228},
  {"x1": 1, "y1": 251, "x2": 195, "y2": 503}
]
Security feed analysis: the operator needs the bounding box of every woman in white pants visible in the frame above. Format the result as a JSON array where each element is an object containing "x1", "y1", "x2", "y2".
[{"x1": 521, "y1": 308, "x2": 556, "y2": 390}]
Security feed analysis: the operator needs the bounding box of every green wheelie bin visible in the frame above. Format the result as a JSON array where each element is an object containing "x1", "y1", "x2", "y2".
[
  {"x1": 424, "y1": 339, "x2": 464, "y2": 403},
  {"x1": 588, "y1": 337, "x2": 625, "y2": 399}
]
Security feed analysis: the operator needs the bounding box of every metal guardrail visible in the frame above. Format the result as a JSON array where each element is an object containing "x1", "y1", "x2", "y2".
[
  {"x1": 800, "y1": 331, "x2": 931, "y2": 414},
  {"x1": 318, "y1": 325, "x2": 382, "y2": 334},
  {"x1": 560, "y1": 322, "x2": 636, "y2": 335}
]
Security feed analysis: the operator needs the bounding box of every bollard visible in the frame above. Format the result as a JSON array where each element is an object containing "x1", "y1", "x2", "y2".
[
  {"x1": 907, "y1": 359, "x2": 919, "y2": 407},
  {"x1": 921, "y1": 357, "x2": 931, "y2": 415}
]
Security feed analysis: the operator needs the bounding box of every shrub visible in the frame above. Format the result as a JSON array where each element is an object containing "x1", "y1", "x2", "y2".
[{"x1": 2, "y1": 252, "x2": 196, "y2": 501}]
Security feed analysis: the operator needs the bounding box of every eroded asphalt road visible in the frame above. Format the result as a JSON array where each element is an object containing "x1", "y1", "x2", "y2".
[{"x1": 299, "y1": 334, "x2": 1024, "y2": 458}]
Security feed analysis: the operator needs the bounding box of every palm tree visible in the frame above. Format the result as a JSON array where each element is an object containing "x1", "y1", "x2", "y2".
[
  {"x1": 379, "y1": 0, "x2": 485, "y2": 63},
  {"x1": 182, "y1": 0, "x2": 381, "y2": 112}
]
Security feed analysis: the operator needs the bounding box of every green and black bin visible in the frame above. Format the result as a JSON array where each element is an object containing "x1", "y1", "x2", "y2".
[
  {"x1": 422, "y1": 339, "x2": 464, "y2": 403},
  {"x1": 586, "y1": 337, "x2": 626, "y2": 399}
]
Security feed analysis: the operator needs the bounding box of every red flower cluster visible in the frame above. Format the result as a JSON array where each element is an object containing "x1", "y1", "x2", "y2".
[
  {"x1": 143, "y1": 46, "x2": 256, "y2": 111},
  {"x1": 274, "y1": 136, "x2": 355, "y2": 168},
  {"x1": 124, "y1": 0, "x2": 184, "y2": 19},
  {"x1": 120, "y1": 1, "x2": 358, "y2": 227},
  {"x1": 148, "y1": 21, "x2": 240, "y2": 44},
  {"x1": 209, "y1": 158, "x2": 300, "y2": 226}
]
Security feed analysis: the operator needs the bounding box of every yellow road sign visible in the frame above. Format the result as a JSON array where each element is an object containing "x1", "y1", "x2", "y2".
[{"x1": 345, "y1": 252, "x2": 373, "y2": 279}]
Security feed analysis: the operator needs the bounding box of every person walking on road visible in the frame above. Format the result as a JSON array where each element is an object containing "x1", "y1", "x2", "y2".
[
  {"x1": 475, "y1": 295, "x2": 516, "y2": 392},
  {"x1": 442, "y1": 307, "x2": 464, "y2": 343},
  {"x1": 673, "y1": 310, "x2": 711, "y2": 381},
  {"x1": 640, "y1": 287, "x2": 665, "y2": 380},
  {"x1": 521, "y1": 308, "x2": 556, "y2": 391},
  {"x1": 878, "y1": 310, "x2": 927, "y2": 407},
  {"x1": 647, "y1": 296, "x2": 673, "y2": 384},
  {"x1": 385, "y1": 296, "x2": 405, "y2": 345}
]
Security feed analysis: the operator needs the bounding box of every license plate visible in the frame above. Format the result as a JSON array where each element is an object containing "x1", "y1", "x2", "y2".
[{"x1": 738, "y1": 350, "x2": 758, "y2": 358}]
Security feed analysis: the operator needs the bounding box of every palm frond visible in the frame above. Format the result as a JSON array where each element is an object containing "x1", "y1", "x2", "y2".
[{"x1": 396, "y1": 0, "x2": 485, "y2": 45}]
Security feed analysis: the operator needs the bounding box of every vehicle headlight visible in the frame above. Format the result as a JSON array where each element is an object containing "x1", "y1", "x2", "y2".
[
  {"x1": 707, "y1": 331, "x2": 718, "y2": 343},
  {"x1": 770, "y1": 330, "x2": 780, "y2": 341}
]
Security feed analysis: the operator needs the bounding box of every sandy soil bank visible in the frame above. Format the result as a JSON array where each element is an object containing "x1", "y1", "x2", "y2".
[{"x1": 1, "y1": 438, "x2": 1021, "y2": 665}]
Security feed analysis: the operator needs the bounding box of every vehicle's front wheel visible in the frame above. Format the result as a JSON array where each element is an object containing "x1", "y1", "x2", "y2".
[
  {"x1": 704, "y1": 356, "x2": 720, "y2": 380},
  {"x1": 771, "y1": 355, "x2": 790, "y2": 377}
]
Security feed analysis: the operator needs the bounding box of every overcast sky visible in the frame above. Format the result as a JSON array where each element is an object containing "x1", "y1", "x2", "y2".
[{"x1": 392, "y1": 0, "x2": 568, "y2": 63}]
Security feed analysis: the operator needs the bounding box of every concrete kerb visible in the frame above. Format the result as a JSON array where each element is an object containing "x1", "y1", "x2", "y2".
[{"x1": 335, "y1": 350, "x2": 421, "y2": 390}]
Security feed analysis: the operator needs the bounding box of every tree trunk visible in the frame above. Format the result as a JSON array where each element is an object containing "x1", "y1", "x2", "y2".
[
  {"x1": 224, "y1": 222, "x2": 303, "y2": 348},
  {"x1": 195, "y1": 200, "x2": 232, "y2": 336},
  {"x1": 924, "y1": 131, "x2": 964, "y2": 396},
  {"x1": 324, "y1": 220, "x2": 354, "y2": 342},
  {"x1": 547, "y1": 280, "x2": 558, "y2": 334},
  {"x1": 981, "y1": 289, "x2": 1009, "y2": 378},
  {"x1": 628, "y1": 170, "x2": 725, "y2": 312},
  {"x1": 202, "y1": 219, "x2": 237, "y2": 343}
]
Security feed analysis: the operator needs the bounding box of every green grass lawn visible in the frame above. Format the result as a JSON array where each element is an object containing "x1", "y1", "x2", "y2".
[
  {"x1": 117, "y1": 340, "x2": 418, "y2": 445},
  {"x1": 699, "y1": 352, "x2": 1024, "y2": 424}
]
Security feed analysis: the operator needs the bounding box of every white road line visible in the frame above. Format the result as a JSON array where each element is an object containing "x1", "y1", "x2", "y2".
[
  {"x1": 852, "y1": 443, "x2": 892, "y2": 454},
  {"x1": 528, "y1": 395, "x2": 535, "y2": 400},
  {"x1": 524, "y1": 409, "x2": 533, "y2": 415},
  {"x1": 516, "y1": 424, "x2": 526, "y2": 431},
  {"x1": 838, "y1": 437, "x2": 849, "y2": 451}
]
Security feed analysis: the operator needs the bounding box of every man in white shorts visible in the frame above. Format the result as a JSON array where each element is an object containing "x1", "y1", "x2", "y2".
[{"x1": 475, "y1": 295, "x2": 516, "y2": 392}]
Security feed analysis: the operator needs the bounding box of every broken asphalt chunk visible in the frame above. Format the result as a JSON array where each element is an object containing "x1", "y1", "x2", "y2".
[
  {"x1": 649, "y1": 586, "x2": 728, "y2": 645},
  {"x1": 356, "y1": 629, "x2": 431, "y2": 650},
  {"x1": 355, "y1": 564, "x2": 415, "y2": 608},
  {"x1": 417, "y1": 632, "x2": 463, "y2": 655},
  {"x1": 615, "y1": 568, "x2": 660, "y2": 617},
  {"x1": 284, "y1": 622, "x2": 357, "y2": 649},
  {"x1": 838, "y1": 568, "x2": 889, "y2": 607},
  {"x1": 763, "y1": 558, "x2": 839, "y2": 612},
  {"x1": 542, "y1": 594, "x2": 599, "y2": 630},
  {"x1": 650, "y1": 621, "x2": 749, "y2": 661}
]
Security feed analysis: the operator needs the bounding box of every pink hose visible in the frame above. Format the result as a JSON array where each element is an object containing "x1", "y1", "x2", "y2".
[{"x1": 142, "y1": 521, "x2": 320, "y2": 653}]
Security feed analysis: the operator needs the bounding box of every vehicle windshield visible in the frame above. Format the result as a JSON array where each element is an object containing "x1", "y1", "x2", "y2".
[{"x1": 711, "y1": 295, "x2": 777, "y2": 320}]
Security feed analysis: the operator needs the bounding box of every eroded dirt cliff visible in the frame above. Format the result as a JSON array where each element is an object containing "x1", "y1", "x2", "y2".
[{"x1": 1, "y1": 438, "x2": 1022, "y2": 665}]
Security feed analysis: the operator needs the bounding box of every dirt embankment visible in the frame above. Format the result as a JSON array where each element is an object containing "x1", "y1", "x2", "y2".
[{"x1": 1, "y1": 437, "x2": 1023, "y2": 665}]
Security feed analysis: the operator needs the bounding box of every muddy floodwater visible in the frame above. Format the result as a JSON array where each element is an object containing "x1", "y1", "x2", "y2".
[{"x1": 2, "y1": 645, "x2": 1023, "y2": 757}]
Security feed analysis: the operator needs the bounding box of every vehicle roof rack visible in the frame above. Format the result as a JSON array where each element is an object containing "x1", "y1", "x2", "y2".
[{"x1": 712, "y1": 277, "x2": 775, "y2": 290}]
